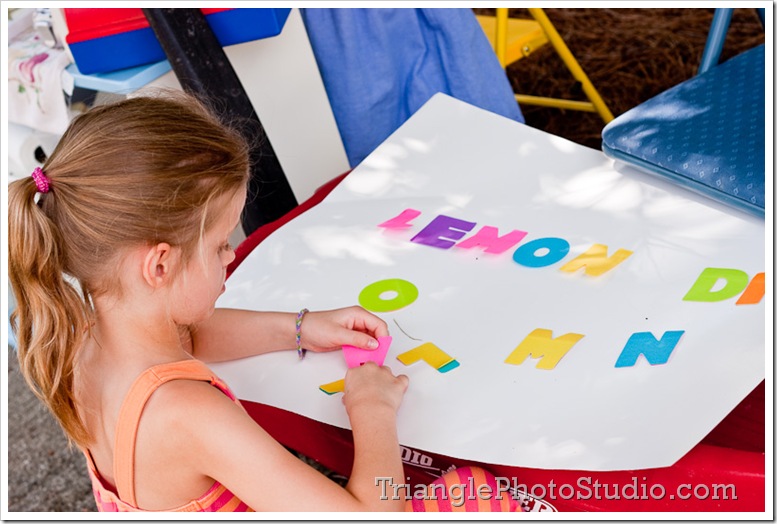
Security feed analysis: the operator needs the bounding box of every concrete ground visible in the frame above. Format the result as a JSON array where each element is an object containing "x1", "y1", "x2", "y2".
[{"x1": 7, "y1": 347, "x2": 96, "y2": 512}]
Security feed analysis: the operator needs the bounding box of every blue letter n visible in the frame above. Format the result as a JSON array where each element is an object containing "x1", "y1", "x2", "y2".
[{"x1": 615, "y1": 331, "x2": 685, "y2": 368}]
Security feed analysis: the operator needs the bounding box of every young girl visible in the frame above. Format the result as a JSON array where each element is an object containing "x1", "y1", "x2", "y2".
[{"x1": 9, "y1": 94, "x2": 519, "y2": 513}]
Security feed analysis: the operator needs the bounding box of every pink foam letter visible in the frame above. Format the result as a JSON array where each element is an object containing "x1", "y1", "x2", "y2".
[
  {"x1": 378, "y1": 208, "x2": 422, "y2": 229},
  {"x1": 456, "y1": 226, "x2": 528, "y2": 254},
  {"x1": 342, "y1": 336, "x2": 392, "y2": 368}
]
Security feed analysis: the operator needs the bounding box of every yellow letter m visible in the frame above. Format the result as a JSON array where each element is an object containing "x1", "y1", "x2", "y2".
[{"x1": 505, "y1": 329, "x2": 584, "y2": 370}]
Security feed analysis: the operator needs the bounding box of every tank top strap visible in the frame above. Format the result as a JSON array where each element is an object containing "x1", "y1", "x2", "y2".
[{"x1": 113, "y1": 359, "x2": 230, "y2": 507}]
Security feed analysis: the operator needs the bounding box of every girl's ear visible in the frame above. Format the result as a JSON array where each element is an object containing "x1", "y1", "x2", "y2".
[{"x1": 141, "y1": 243, "x2": 175, "y2": 289}]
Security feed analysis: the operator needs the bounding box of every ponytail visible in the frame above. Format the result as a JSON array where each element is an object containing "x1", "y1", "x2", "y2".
[
  {"x1": 8, "y1": 93, "x2": 249, "y2": 449},
  {"x1": 9, "y1": 176, "x2": 91, "y2": 447}
]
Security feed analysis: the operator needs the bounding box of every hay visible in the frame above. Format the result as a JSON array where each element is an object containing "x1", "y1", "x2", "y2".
[{"x1": 474, "y1": 8, "x2": 765, "y2": 149}]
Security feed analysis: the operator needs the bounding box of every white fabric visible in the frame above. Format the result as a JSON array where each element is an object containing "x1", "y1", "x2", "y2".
[{"x1": 9, "y1": 28, "x2": 72, "y2": 135}]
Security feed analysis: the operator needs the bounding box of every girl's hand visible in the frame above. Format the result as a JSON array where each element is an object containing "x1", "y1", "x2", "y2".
[
  {"x1": 300, "y1": 306, "x2": 389, "y2": 353},
  {"x1": 343, "y1": 362, "x2": 409, "y2": 416}
]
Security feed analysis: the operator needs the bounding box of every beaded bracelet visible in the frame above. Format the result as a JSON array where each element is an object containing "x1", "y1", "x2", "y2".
[{"x1": 296, "y1": 308, "x2": 310, "y2": 360}]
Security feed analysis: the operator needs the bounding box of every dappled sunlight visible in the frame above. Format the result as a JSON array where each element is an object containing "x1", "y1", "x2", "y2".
[
  {"x1": 616, "y1": 98, "x2": 708, "y2": 128},
  {"x1": 221, "y1": 274, "x2": 316, "y2": 310},
  {"x1": 214, "y1": 95, "x2": 763, "y2": 472},
  {"x1": 547, "y1": 133, "x2": 582, "y2": 154},
  {"x1": 341, "y1": 165, "x2": 437, "y2": 198},
  {"x1": 536, "y1": 168, "x2": 640, "y2": 213},
  {"x1": 444, "y1": 192, "x2": 474, "y2": 209},
  {"x1": 401, "y1": 136, "x2": 433, "y2": 153},
  {"x1": 361, "y1": 141, "x2": 409, "y2": 170},
  {"x1": 342, "y1": 168, "x2": 396, "y2": 196},
  {"x1": 300, "y1": 224, "x2": 415, "y2": 266},
  {"x1": 604, "y1": 436, "x2": 627, "y2": 447},
  {"x1": 521, "y1": 437, "x2": 588, "y2": 463},
  {"x1": 611, "y1": 162, "x2": 760, "y2": 249},
  {"x1": 516, "y1": 139, "x2": 541, "y2": 157},
  {"x1": 428, "y1": 286, "x2": 461, "y2": 302},
  {"x1": 527, "y1": 154, "x2": 760, "y2": 275}
]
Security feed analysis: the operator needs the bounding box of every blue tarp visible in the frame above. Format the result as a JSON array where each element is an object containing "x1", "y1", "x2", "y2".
[{"x1": 301, "y1": 8, "x2": 525, "y2": 167}]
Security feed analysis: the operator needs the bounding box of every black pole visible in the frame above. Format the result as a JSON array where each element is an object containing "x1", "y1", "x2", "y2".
[{"x1": 142, "y1": 8, "x2": 298, "y2": 236}]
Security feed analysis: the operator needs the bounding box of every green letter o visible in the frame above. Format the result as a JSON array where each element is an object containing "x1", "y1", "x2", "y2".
[{"x1": 358, "y1": 279, "x2": 419, "y2": 312}]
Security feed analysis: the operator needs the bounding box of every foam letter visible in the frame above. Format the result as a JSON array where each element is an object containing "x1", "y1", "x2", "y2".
[
  {"x1": 504, "y1": 329, "x2": 584, "y2": 370},
  {"x1": 319, "y1": 378, "x2": 345, "y2": 395},
  {"x1": 615, "y1": 331, "x2": 684, "y2": 367},
  {"x1": 411, "y1": 215, "x2": 476, "y2": 249},
  {"x1": 342, "y1": 336, "x2": 392, "y2": 368},
  {"x1": 397, "y1": 342, "x2": 460, "y2": 373},
  {"x1": 559, "y1": 244, "x2": 633, "y2": 276},
  {"x1": 456, "y1": 226, "x2": 528, "y2": 254},
  {"x1": 512, "y1": 237, "x2": 570, "y2": 268},
  {"x1": 682, "y1": 268, "x2": 750, "y2": 302},
  {"x1": 378, "y1": 208, "x2": 422, "y2": 229},
  {"x1": 736, "y1": 272, "x2": 765, "y2": 305},
  {"x1": 358, "y1": 278, "x2": 419, "y2": 312}
]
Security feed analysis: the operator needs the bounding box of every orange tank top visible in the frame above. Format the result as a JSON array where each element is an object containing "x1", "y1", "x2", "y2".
[{"x1": 83, "y1": 359, "x2": 253, "y2": 512}]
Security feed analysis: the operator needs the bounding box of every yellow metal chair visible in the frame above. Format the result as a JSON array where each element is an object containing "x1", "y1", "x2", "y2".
[{"x1": 476, "y1": 8, "x2": 613, "y2": 123}]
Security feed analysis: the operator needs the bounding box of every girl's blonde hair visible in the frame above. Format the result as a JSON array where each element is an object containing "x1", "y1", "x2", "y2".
[{"x1": 9, "y1": 93, "x2": 250, "y2": 448}]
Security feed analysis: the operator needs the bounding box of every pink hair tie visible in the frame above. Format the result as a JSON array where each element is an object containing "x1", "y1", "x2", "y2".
[{"x1": 31, "y1": 166, "x2": 50, "y2": 193}]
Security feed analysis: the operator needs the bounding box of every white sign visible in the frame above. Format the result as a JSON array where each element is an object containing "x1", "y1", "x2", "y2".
[{"x1": 211, "y1": 94, "x2": 765, "y2": 471}]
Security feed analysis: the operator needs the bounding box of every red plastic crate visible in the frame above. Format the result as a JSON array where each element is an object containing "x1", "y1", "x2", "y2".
[{"x1": 64, "y1": 8, "x2": 291, "y2": 75}]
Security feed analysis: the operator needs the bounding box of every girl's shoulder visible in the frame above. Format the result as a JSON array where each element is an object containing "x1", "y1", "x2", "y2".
[
  {"x1": 134, "y1": 359, "x2": 243, "y2": 430},
  {"x1": 128, "y1": 360, "x2": 252, "y2": 508}
]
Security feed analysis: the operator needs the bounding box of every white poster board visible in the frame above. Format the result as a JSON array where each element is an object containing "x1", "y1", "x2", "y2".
[{"x1": 211, "y1": 94, "x2": 765, "y2": 471}]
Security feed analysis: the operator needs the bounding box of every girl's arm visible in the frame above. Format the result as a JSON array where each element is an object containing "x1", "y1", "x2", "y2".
[
  {"x1": 342, "y1": 363, "x2": 409, "y2": 507},
  {"x1": 186, "y1": 309, "x2": 298, "y2": 361},
  {"x1": 153, "y1": 362, "x2": 409, "y2": 511},
  {"x1": 188, "y1": 306, "x2": 389, "y2": 362}
]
